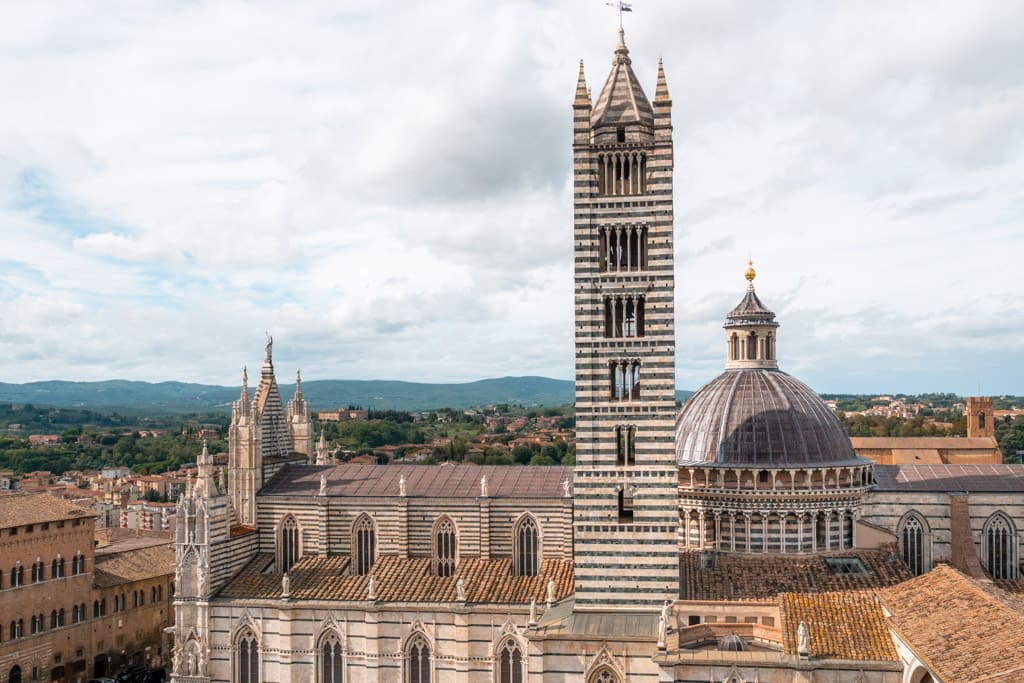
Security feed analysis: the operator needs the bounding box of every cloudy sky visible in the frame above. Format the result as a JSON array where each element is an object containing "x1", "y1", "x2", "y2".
[{"x1": 1, "y1": 0, "x2": 1022, "y2": 395}]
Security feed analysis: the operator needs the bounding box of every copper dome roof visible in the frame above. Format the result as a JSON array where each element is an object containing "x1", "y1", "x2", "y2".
[{"x1": 675, "y1": 369, "x2": 862, "y2": 467}]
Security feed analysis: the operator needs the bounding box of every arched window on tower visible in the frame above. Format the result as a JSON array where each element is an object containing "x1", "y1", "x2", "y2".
[
  {"x1": 615, "y1": 425, "x2": 637, "y2": 466},
  {"x1": 898, "y1": 513, "x2": 928, "y2": 576},
  {"x1": 983, "y1": 513, "x2": 1016, "y2": 580},
  {"x1": 979, "y1": 412, "x2": 986, "y2": 429},
  {"x1": 278, "y1": 515, "x2": 300, "y2": 573},
  {"x1": 406, "y1": 633, "x2": 431, "y2": 683},
  {"x1": 496, "y1": 637, "x2": 525, "y2": 683},
  {"x1": 318, "y1": 630, "x2": 343, "y2": 683},
  {"x1": 434, "y1": 517, "x2": 457, "y2": 577},
  {"x1": 514, "y1": 515, "x2": 540, "y2": 577},
  {"x1": 352, "y1": 515, "x2": 376, "y2": 576},
  {"x1": 236, "y1": 628, "x2": 260, "y2": 683},
  {"x1": 730, "y1": 334, "x2": 739, "y2": 361},
  {"x1": 747, "y1": 331, "x2": 757, "y2": 360}
]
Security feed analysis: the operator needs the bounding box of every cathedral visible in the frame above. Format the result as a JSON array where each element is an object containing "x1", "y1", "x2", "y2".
[{"x1": 170, "y1": 29, "x2": 1024, "y2": 683}]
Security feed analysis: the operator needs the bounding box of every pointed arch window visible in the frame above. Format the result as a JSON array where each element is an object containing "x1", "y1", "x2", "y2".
[
  {"x1": 984, "y1": 513, "x2": 1017, "y2": 580},
  {"x1": 514, "y1": 516, "x2": 540, "y2": 577},
  {"x1": 434, "y1": 517, "x2": 457, "y2": 577},
  {"x1": 237, "y1": 629, "x2": 260, "y2": 683},
  {"x1": 588, "y1": 667, "x2": 621, "y2": 683},
  {"x1": 279, "y1": 515, "x2": 300, "y2": 573},
  {"x1": 318, "y1": 630, "x2": 343, "y2": 683},
  {"x1": 496, "y1": 638, "x2": 524, "y2": 683},
  {"x1": 898, "y1": 514, "x2": 928, "y2": 576},
  {"x1": 9, "y1": 665, "x2": 22, "y2": 683},
  {"x1": 353, "y1": 515, "x2": 376, "y2": 576},
  {"x1": 406, "y1": 633, "x2": 431, "y2": 683}
]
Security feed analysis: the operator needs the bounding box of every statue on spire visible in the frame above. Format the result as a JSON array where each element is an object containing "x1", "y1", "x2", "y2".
[{"x1": 264, "y1": 332, "x2": 273, "y2": 363}]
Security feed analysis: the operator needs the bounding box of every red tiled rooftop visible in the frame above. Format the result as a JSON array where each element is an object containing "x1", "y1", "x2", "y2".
[{"x1": 218, "y1": 553, "x2": 573, "y2": 605}]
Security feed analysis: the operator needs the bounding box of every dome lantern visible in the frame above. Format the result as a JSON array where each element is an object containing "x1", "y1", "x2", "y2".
[{"x1": 724, "y1": 261, "x2": 779, "y2": 370}]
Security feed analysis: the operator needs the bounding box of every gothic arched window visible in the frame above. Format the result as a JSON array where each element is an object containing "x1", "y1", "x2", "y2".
[
  {"x1": 514, "y1": 515, "x2": 540, "y2": 577},
  {"x1": 236, "y1": 629, "x2": 260, "y2": 683},
  {"x1": 434, "y1": 517, "x2": 457, "y2": 577},
  {"x1": 9, "y1": 665, "x2": 22, "y2": 683},
  {"x1": 496, "y1": 638, "x2": 524, "y2": 683},
  {"x1": 318, "y1": 630, "x2": 343, "y2": 683},
  {"x1": 899, "y1": 514, "x2": 928, "y2": 576},
  {"x1": 10, "y1": 564, "x2": 23, "y2": 587},
  {"x1": 279, "y1": 515, "x2": 300, "y2": 573},
  {"x1": 588, "y1": 666, "x2": 620, "y2": 683},
  {"x1": 984, "y1": 513, "x2": 1016, "y2": 580},
  {"x1": 406, "y1": 633, "x2": 431, "y2": 683},
  {"x1": 352, "y1": 515, "x2": 376, "y2": 576}
]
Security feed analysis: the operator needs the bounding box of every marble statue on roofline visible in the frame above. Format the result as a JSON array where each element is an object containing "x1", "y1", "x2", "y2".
[
  {"x1": 481, "y1": 475, "x2": 488, "y2": 497},
  {"x1": 456, "y1": 577, "x2": 467, "y2": 601},
  {"x1": 546, "y1": 577, "x2": 556, "y2": 607},
  {"x1": 798, "y1": 620, "x2": 810, "y2": 655},
  {"x1": 368, "y1": 574, "x2": 378, "y2": 601},
  {"x1": 562, "y1": 478, "x2": 571, "y2": 498},
  {"x1": 529, "y1": 598, "x2": 538, "y2": 626},
  {"x1": 319, "y1": 473, "x2": 327, "y2": 496},
  {"x1": 282, "y1": 572, "x2": 290, "y2": 598},
  {"x1": 657, "y1": 614, "x2": 667, "y2": 649},
  {"x1": 399, "y1": 474, "x2": 407, "y2": 497}
]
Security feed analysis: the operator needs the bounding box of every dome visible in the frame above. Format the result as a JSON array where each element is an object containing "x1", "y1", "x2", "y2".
[{"x1": 675, "y1": 368, "x2": 861, "y2": 467}]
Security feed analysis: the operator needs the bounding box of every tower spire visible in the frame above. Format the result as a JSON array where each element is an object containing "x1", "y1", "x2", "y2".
[
  {"x1": 575, "y1": 60, "x2": 591, "y2": 106},
  {"x1": 654, "y1": 57, "x2": 671, "y2": 103}
]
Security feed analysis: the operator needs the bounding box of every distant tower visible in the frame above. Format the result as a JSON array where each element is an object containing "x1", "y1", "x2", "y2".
[
  {"x1": 572, "y1": 30, "x2": 679, "y2": 609},
  {"x1": 288, "y1": 369, "x2": 314, "y2": 461},
  {"x1": 966, "y1": 396, "x2": 995, "y2": 439}
]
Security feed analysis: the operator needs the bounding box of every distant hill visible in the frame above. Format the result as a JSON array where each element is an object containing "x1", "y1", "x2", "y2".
[{"x1": 0, "y1": 377, "x2": 695, "y2": 415}]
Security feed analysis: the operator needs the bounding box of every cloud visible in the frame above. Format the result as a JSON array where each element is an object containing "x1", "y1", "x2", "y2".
[{"x1": 0, "y1": 1, "x2": 1020, "y2": 396}]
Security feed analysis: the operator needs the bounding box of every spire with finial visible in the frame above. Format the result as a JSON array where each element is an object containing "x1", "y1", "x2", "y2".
[
  {"x1": 316, "y1": 430, "x2": 328, "y2": 465},
  {"x1": 745, "y1": 259, "x2": 757, "y2": 287},
  {"x1": 294, "y1": 369, "x2": 303, "y2": 401},
  {"x1": 575, "y1": 60, "x2": 591, "y2": 106},
  {"x1": 615, "y1": 27, "x2": 630, "y2": 62},
  {"x1": 655, "y1": 57, "x2": 671, "y2": 103},
  {"x1": 263, "y1": 332, "x2": 273, "y2": 372}
]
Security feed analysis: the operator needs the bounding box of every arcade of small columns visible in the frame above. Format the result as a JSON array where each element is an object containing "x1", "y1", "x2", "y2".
[
  {"x1": 678, "y1": 464, "x2": 873, "y2": 554},
  {"x1": 598, "y1": 225, "x2": 648, "y2": 273},
  {"x1": 728, "y1": 330, "x2": 775, "y2": 362},
  {"x1": 604, "y1": 294, "x2": 646, "y2": 338},
  {"x1": 609, "y1": 359, "x2": 642, "y2": 400},
  {"x1": 596, "y1": 150, "x2": 648, "y2": 196}
]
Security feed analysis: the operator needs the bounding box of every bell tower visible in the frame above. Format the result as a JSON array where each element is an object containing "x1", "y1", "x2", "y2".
[{"x1": 572, "y1": 30, "x2": 679, "y2": 609}]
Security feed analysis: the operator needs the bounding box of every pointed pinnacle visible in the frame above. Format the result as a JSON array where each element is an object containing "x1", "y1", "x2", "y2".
[
  {"x1": 575, "y1": 60, "x2": 590, "y2": 105},
  {"x1": 655, "y1": 57, "x2": 671, "y2": 103}
]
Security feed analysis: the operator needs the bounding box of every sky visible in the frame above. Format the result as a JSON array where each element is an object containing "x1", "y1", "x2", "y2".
[{"x1": 1, "y1": 0, "x2": 1022, "y2": 395}]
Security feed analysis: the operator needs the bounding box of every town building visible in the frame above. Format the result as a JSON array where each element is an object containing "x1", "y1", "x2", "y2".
[
  {"x1": 164, "y1": 28, "x2": 1024, "y2": 683},
  {"x1": 0, "y1": 493, "x2": 175, "y2": 682},
  {"x1": 851, "y1": 397, "x2": 1004, "y2": 465}
]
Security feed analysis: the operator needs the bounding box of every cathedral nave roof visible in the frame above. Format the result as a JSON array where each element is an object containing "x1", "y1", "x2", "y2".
[
  {"x1": 217, "y1": 553, "x2": 574, "y2": 604},
  {"x1": 261, "y1": 463, "x2": 573, "y2": 499}
]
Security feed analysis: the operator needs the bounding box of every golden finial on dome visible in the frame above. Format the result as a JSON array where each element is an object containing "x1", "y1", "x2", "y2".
[{"x1": 745, "y1": 259, "x2": 756, "y2": 283}]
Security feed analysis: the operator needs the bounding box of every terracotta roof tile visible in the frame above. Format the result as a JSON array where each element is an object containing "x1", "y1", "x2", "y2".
[
  {"x1": 680, "y1": 547, "x2": 914, "y2": 601},
  {"x1": 262, "y1": 464, "x2": 573, "y2": 499},
  {"x1": 881, "y1": 565, "x2": 1024, "y2": 682},
  {"x1": 0, "y1": 491, "x2": 93, "y2": 528},
  {"x1": 218, "y1": 553, "x2": 573, "y2": 605},
  {"x1": 93, "y1": 543, "x2": 175, "y2": 588},
  {"x1": 779, "y1": 592, "x2": 897, "y2": 661}
]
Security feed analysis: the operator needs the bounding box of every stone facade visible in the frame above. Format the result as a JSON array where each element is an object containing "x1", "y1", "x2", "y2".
[{"x1": 0, "y1": 494, "x2": 174, "y2": 683}]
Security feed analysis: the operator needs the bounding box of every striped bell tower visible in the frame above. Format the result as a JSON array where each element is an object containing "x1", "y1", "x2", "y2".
[{"x1": 572, "y1": 29, "x2": 679, "y2": 609}]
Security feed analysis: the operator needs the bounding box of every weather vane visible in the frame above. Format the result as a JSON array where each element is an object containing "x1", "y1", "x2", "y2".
[{"x1": 605, "y1": 1, "x2": 632, "y2": 29}]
